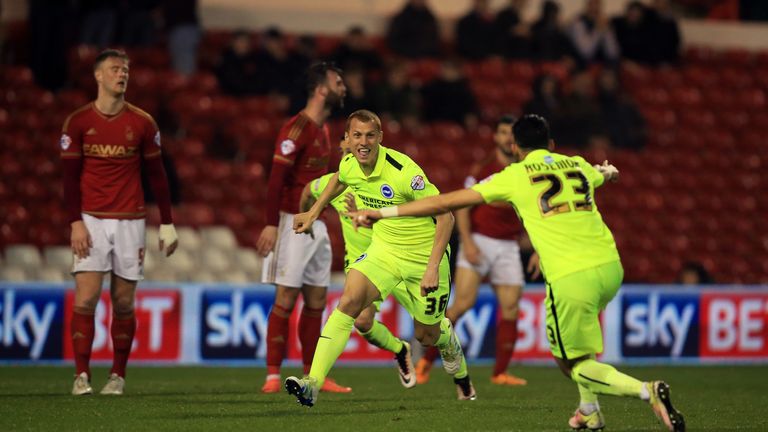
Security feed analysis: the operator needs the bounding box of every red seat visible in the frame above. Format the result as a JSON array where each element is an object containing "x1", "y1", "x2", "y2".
[{"x1": 719, "y1": 67, "x2": 754, "y2": 89}]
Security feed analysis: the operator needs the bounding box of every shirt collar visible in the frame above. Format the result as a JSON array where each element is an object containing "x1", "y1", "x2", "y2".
[
  {"x1": 521, "y1": 148, "x2": 550, "y2": 163},
  {"x1": 362, "y1": 144, "x2": 387, "y2": 179}
]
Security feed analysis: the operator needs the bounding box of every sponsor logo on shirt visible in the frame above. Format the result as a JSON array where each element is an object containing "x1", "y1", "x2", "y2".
[
  {"x1": 281, "y1": 139, "x2": 296, "y2": 155},
  {"x1": 380, "y1": 184, "x2": 394, "y2": 199},
  {"x1": 60, "y1": 134, "x2": 72, "y2": 150},
  {"x1": 154, "y1": 131, "x2": 161, "y2": 147},
  {"x1": 411, "y1": 175, "x2": 425, "y2": 190},
  {"x1": 83, "y1": 144, "x2": 137, "y2": 157}
]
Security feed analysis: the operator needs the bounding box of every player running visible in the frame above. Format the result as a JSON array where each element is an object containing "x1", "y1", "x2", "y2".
[
  {"x1": 286, "y1": 109, "x2": 476, "y2": 407},
  {"x1": 299, "y1": 135, "x2": 415, "y2": 388},
  {"x1": 351, "y1": 114, "x2": 685, "y2": 431},
  {"x1": 256, "y1": 62, "x2": 351, "y2": 394},
  {"x1": 417, "y1": 115, "x2": 535, "y2": 387},
  {"x1": 61, "y1": 49, "x2": 178, "y2": 396}
]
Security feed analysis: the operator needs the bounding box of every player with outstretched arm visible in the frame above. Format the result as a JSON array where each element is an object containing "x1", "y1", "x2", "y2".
[
  {"x1": 350, "y1": 114, "x2": 685, "y2": 432},
  {"x1": 299, "y1": 135, "x2": 416, "y2": 388},
  {"x1": 286, "y1": 109, "x2": 476, "y2": 407}
]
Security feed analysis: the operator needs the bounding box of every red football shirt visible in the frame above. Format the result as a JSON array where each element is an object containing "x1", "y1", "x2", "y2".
[
  {"x1": 467, "y1": 158, "x2": 522, "y2": 240},
  {"x1": 60, "y1": 103, "x2": 161, "y2": 219},
  {"x1": 271, "y1": 112, "x2": 331, "y2": 214}
]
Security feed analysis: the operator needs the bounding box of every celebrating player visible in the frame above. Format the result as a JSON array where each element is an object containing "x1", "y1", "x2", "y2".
[
  {"x1": 350, "y1": 115, "x2": 685, "y2": 431},
  {"x1": 285, "y1": 109, "x2": 475, "y2": 408},
  {"x1": 61, "y1": 49, "x2": 179, "y2": 396},
  {"x1": 300, "y1": 135, "x2": 415, "y2": 388},
  {"x1": 255, "y1": 62, "x2": 351, "y2": 394},
  {"x1": 417, "y1": 115, "x2": 535, "y2": 387}
]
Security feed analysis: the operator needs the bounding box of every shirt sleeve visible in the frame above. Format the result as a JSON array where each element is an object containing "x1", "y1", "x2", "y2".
[
  {"x1": 141, "y1": 116, "x2": 162, "y2": 159},
  {"x1": 574, "y1": 156, "x2": 605, "y2": 188},
  {"x1": 401, "y1": 161, "x2": 439, "y2": 202},
  {"x1": 60, "y1": 114, "x2": 83, "y2": 159},
  {"x1": 471, "y1": 167, "x2": 514, "y2": 204},
  {"x1": 272, "y1": 119, "x2": 308, "y2": 166},
  {"x1": 310, "y1": 174, "x2": 331, "y2": 200}
]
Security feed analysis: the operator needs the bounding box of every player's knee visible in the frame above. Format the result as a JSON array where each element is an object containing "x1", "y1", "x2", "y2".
[
  {"x1": 500, "y1": 304, "x2": 519, "y2": 320},
  {"x1": 336, "y1": 295, "x2": 363, "y2": 318},
  {"x1": 112, "y1": 297, "x2": 135, "y2": 317},
  {"x1": 354, "y1": 315, "x2": 373, "y2": 333},
  {"x1": 275, "y1": 290, "x2": 300, "y2": 310},
  {"x1": 414, "y1": 326, "x2": 439, "y2": 346}
]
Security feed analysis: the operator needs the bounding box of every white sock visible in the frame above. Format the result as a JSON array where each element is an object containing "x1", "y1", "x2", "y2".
[
  {"x1": 266, "y1": 373, "x2": 280, "y2": 381},
  {"x1": 579, "y1": 402, "x2": 600, "y2": 415},
  {"x1": 640, "y1": 382, "x2": 650, "y2": 401}
]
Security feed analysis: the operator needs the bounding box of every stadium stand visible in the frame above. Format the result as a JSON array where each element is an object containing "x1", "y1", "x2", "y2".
[{"x1": 1, "y1": 19, "x2": 765, "y2": 284}]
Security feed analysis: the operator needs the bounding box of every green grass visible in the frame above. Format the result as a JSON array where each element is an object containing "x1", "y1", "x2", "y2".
[{"x1": 1, "y1": 365, "x2": 767, "y2": 431}]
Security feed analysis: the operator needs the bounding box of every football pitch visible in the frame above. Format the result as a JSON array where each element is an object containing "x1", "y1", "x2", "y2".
[{"x1": 1, "y1": 365, "x2": 766, "y2": 431}]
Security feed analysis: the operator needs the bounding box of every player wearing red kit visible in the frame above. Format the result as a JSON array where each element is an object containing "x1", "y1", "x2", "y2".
[
  {"x1": 61, "y1": 49, "x2": 178, "y2": 396},
  {"x1": 256, "y1": 62, "x2": 351, "y2": 394},
  {"x1": 416, "y1": 115, "x2": 539, "y2": 386}
]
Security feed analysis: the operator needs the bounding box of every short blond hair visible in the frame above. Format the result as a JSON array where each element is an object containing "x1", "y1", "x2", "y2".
[{"x1": 345, "y1": 109, "x2": 382, "y2": 132}]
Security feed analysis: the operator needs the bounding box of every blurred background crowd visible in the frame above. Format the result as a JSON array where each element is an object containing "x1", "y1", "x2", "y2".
[{"x1": 0, "y1": 0, "x2": 766, "y2": 285}]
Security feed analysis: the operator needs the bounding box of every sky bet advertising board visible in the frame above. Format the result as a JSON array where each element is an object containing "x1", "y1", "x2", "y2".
[{"x1": 2, "y1": 283, "x2": 767, "y2": 365}]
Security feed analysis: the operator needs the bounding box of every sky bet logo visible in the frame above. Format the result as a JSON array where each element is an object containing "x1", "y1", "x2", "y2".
[
  {"x1": 621, "y1": 292, "x2": 699, "y2": 357},
  {"x1": 0, "y1": 289, "x2": 63, "y2": 360},
  {"x1": 201, "y1": 290, "x2": 272, "y2": 359}
]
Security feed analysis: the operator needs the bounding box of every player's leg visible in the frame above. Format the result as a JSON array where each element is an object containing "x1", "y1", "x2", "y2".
[
  {"x1": 298, "y1": 284, "x2": 326, "y2": 375},
  {"x1": 262, "y1": 285, "x2": 300, "y2": 393},
  {"x1": 101, "y1": 273, "x2": 138, "y2": 395},
  {"x1": 418, "y1": 243, "x2": 485, "y2": 384},
  {"x1": 548, "y1": 262, "x2": 685, "y2": 431},
  {"x1": 285, "y1": 268, "x2": 381, "y2": 406},
  {"x1": 490, "y1": 283, "x2": 526, "y2": 385},
  {"x1": 355, "y1": 302, "x2": 414, "y2": 388},
  {"x1": 489, "y1": 237, "x2": 527, "y2": 385},
  {"x1": 100, "y1": 217, "x2": 145, "y2": 395},
  {"x1": 69, "y1": 214, "x2": 111, "y2": 395},
  {"x1": 404, "y1": 251, "x2": 475, "y2": 400},
  {"x1": 71, "y1": 271, "x2": 104, "y2": 395},
  {"x1": 262, "y1": 212, "x2": 312, "y2": 392}
]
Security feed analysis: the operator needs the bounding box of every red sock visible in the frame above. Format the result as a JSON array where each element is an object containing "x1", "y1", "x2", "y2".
[
  {"x1": 299, "y1": 306, "x2": 324, "y2": 375},
  {"x1": 424, "y1": 345, "x2": 440, "y2": 363},
  {"x1": 110, "y1": 313, "x2": 136, "y2": 378},
  {"x1": 72, "y1": 309, "x2": 95, "y2": 378},
  {"x1": 493, "y1": 319, "x2": 518, "y2": 376},
  {"x1": 266, "y1": 304, "x2": 290, "y2": 376}
]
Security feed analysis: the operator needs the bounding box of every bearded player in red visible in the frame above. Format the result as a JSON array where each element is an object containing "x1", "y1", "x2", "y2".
[
  {"x1": 61, "y1": 49, "x2": 178, "y2": 396},
  {"x1": 256, "y1": 62, "x2": 351, "y2": 394}
]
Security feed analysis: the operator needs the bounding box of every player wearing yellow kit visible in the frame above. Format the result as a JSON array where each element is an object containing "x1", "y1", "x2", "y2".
[
  {"x1": 351, "y1": 115, "x2": 685, "y2": 432},
  {"x1": 300, "y1": 141, "x2": 415, "y2": 389},
  {"x1": 285, "y1": 110, "x2": 476, "y2": 407}
]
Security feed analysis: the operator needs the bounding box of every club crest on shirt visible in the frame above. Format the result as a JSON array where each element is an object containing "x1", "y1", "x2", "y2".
[
  {"x1": 125, "y1": 126, "x2": 134, "y2": 141},
  {"x1": 60, "y1": 134, "x2": 72, "y2": 150},
  {"x1": 410, "y1": 175, "x2": 425, "y2": 190},
  {"x1": 380, "y1": 184, "x2": 394, "y2": 199},
  {"x1": 355, "y1": 253, "x2": 367, "y2": 263},
  {"x1": 154, "y1": 131, "x2": 161, "y2": 147},
  {"x1": 281, "y1": 139, "x2": 296, "y2": 155},
  {"x1": 463, "y1": 175, "x2": 477, "y2": 188}
]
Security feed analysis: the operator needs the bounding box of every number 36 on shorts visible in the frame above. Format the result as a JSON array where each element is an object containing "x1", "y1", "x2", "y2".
[{"x1": 425, "y1": 294, "x2": 449, "y2": 316}]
